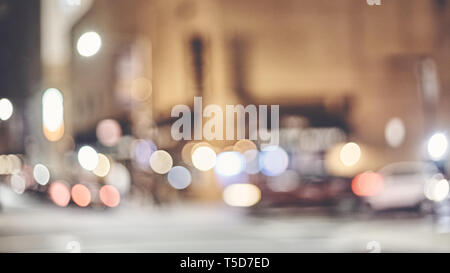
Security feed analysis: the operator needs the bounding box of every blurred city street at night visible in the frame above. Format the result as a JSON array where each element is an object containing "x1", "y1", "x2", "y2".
[{"x1": 0, "y1": 0, "x2": 450, "y2": 253}]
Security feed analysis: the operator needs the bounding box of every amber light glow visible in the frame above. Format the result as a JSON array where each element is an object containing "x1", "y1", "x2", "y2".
[
  {"x1": 43, "y1": 124, "x2": 65, "y2": 142},
  {"x1": 71, "y1": 184, "x2": 92, "y2": 207}
]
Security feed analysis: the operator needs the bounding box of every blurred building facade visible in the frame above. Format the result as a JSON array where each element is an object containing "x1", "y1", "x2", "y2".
[
  {"x1": 44, "y1": 0, "x2": 450, "y2": 172},
  {"x1": 0, "y1": 0, "x2": 41, "y2": 155}
]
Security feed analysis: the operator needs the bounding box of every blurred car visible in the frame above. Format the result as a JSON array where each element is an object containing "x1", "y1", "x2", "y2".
[
  {"x1": 360, "y1": 161, "x2": 441, "y2": 214},
  {"x1": 256, "y1": 173, "x2": 360, "y2": 213}
]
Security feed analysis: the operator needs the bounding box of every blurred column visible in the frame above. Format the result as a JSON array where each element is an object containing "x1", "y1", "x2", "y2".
[{"x1": 35, "y1": 0, "x2": 93, "y2": 176}]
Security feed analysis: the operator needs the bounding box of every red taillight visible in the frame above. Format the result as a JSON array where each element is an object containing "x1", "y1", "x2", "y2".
[{"x1": 352, "y1": 172, "x2": 384, "y2": 197}]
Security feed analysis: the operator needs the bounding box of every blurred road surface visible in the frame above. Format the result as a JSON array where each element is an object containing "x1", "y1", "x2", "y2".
[{"x1": 0, "y1": 190, "x2": 450, "y2": 252}]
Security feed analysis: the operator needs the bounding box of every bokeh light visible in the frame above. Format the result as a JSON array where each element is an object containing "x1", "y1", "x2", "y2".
[
  {"x1": 96, "y1": 119, "x2": 122, "y2": 147},
  {"x1": 168, "y1": 166, "x2": 192, "y2": 190},
  {"x1": 427, "y1": 133, "x2": 448, "y2": 161},
  {"x1": 352, "y1": 172, "x2": 384, "y2": 197},
  {"x1": 425, "y1": 175, "x2": 449, "y2": 202},
  {"x1": 99, "y1": 185, "x2": 121, "y2": 207},
  {"x1": 0, "y1": 98, "x2": 13, "y2": 121},
  {"x1": 149, "y1": 150, "x2": 173, "y2": 174},
  {"x1": 49, "y1": 181, "x2": 71, "y2": 207},
  {"x1": 77, "y1": 145, "x2": 98, "y2": 171},
  {"x1": 181, "y1": 142, "x2": 197, "y2": 166},
  {"x1": 77, "y1": 31, "x2": 102, "y2": 57},
  {"x1": 215, "y1": 152, "x2": 246, "y2": 177},
  {"x1": 223, "y1": 184, "x2": 261, "y2": 207},
  {"x1": 260, "y1": 146, "x2": 289, "y2": 176},
  {"x1": 105, "y1": 163, "x2": 131, "y2": 194},
  {"x1": 340, "y1": 142, "x2": 361, "y2": 167},
  {"x1": 93, "y1": 153, "x2": 111, "y2": 177},
  {"x1": 133, "y1": 139, "x2": 157, "y2": 169},
  {"x1": 33, "y1": 164, "x2": 50, "y2": 185},
  {"x1": 0, "y1": 155, "x2": 22, "y2": 175},
  {"x1": 385, "y1": 117, "x2": 405, "y2": 148},
  {"x1": 71, "y1": 184, "x2": 91, "y2": 207},
  {"x1": 192, "y1": 145, "x2": 216, "y2": 171},
  {"x1": 10, "y1": 174, "x2": 26, "y2": 194},
  {"x1": 42, "y1": 88, "x2": 64, "y2": 142},
  {"x1": 233, "y1": 139, "x2": 257, "y2": 155}
]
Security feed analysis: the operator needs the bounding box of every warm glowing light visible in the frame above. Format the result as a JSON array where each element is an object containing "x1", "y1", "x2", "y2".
[
  {"x1": 99, "y1": 185, "x2": 120, "y2": 207},
  {"x1": 3, "y1": 155, "x2": 22, "y2": 175},
  {"x1": 192, "y1": 145, "x2": 216, "y2": 171},
  {"x1": 96, "y1": 119, "x2": 122, "y2": 147},
  {"x1": 93, "y1": 153, "x2": 111, "y2": 177},
  {"x1": 78, "y1": 145, "x2": 98, "y2": 171},
  {"x1": 260, "y1": 146, "x2": 289, "y2": 176},
  {"x1": 428, "y1": 133, "x2": 448, "y2": 161},
  {"x1": 42, "y1": 88, "x2": 64, "y2": 141},
  {"x1": 0, "y1": 98, "x2": 13, "y2": 121},
  {"x1": 77, "y1": 31, "x2": 102, "y2": 57},
  {"x1": 340, "y1": 142, "x2": 361, "y2": 167},
  {"x1": 33, "y1": 164, "x2": 50, "y2": 185},
  {"x1": 215, "y1": 152, "x2": 246, "y2": 177},
  {"x1": 43, "y1": 124, "x2": 65, "y2": 142},
  {"x1": 0, "y1": 155, "x2": 7, "y2": 175},
  {"x1": 233, "y1": 140, "x2": 257, "y2": 154},
  {"x1": 181, "y1": 142, "x2": 197, "y2": 166},
  {"x1": 149, "y1": 150, "x2": 173, "y2": 174},
  {"x1": 64, "y1": 0, "x2": 81, "y2": 7},
  {"x1": 168, "y1": 166, "x2": 192, "y2": 190},
  {"x1": 106, "y1": 163, "x2": 130, "y2": 194},
  {"x1": 49, "y1": 182, "x2": 71, "y2": 207},
  {"x1": 223, "y1": 184, "x2": 261, "y2": 207},
  {"x1": 385, "y1": 118, "x2": 405, "y2": 148},
  {"x1": 352, "y1": 172, "x2": 384, "y2": 197},
  {"x1": 71, "y1": 184, "x2": 91, "y2": 207}
]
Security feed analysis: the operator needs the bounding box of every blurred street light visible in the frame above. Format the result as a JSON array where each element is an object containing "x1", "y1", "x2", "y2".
[
  {"x1": 340, "y1": 142, "x2": 361, "y2": 167},
  {"x1": 223, "y1": 184, "x2": 261, "y2": 207},
  {"x1": 215, "y1": 151, "x2": 245, "y2": 177},
  {"x1": 149, "y1": 150, "x2": 173, "y2": 174},
  {"x1": 33, "y1": 164, "x2": 50, "y2": 186},
  {"x1": 78, "y1": 145, "x2": 99, "y2": 171},
  {"x1": 0, "y1": 98, "x2": 13, "y2": 121},
  {"x1": 192, "y1": 145, "x2": 216, "y2": 171},
  {"x1": 427, "y1": 133, "x2": 448, "y2": 161},
  {"x1": 93, "y1": 153, "x2": 111, "y2": 177},
  {"x1": 385, "y1": 117, "x2": 406, "y2": 148},
  {"x1": 77, "y1": 31, "x2": 102, "y2": 57},
  {"x1": 425, "y1": 174, "x2": 449, "y2": 202},
  {"x1": 168, "y1": 166, "x2": 192, "y2": 190},
  {"x1": 42, "y1": 88, "x2": 64, "y2": 142}
]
